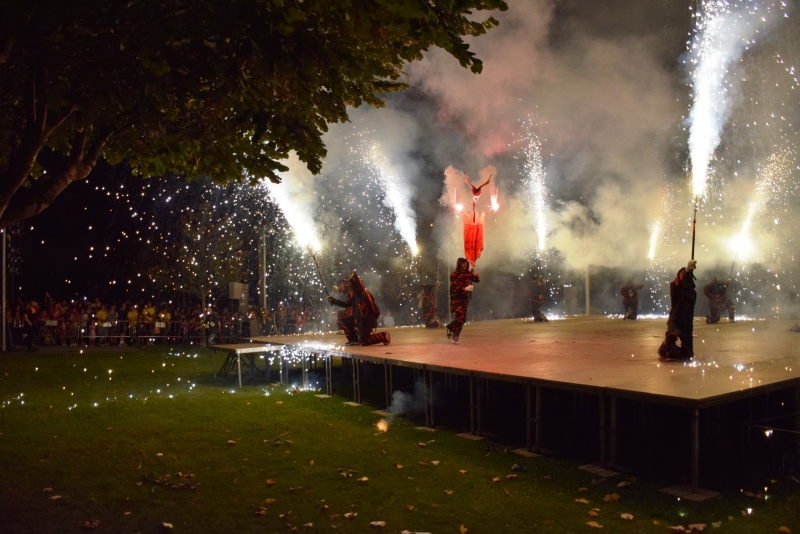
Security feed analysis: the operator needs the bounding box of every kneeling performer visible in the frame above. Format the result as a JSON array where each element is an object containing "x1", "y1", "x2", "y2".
[{"x1": 328, "y1": 271, "x2": 390, "y2": 346}]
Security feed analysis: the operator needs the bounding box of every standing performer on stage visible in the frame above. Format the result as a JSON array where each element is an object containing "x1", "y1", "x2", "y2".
[
  {"x1": 620, "y1": 279, "x2": 644, "y2": 320},
  {"x1": 446, "y1": 257, "x2": 480, "y2": 344},
  {"x1": 529, "y1": 274, "x2": 548, "y2": 322},
  {"x1": 658, "y1": 261, "x2": 697, "y2": 361},
  {"x1": 703, "y1": 277, "x2": 735, "y2": 324},
  {"x1": 328, "y1": 271, "x2": 390, "y2": 346}
]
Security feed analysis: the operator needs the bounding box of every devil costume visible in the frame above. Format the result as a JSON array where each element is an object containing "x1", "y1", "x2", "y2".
[
  {"x1": 335, "y1": 277, "x2": 356, "y2": 342},
  {"x1": 446, "y1": 258, "x2": 480, "y2": 344},
  {"x1": 658, "y1": 265, "x2": 696, "y2": 361},
  {"x1": 328, "y1": 272, "x2": 390, "y2": 346},
  {"x1": 620, "y1": 279, "x2": 644, "y2": 320},
  {"x1": 529, "y1": 275, "x2": 548, "y2": 322},
  {"x1": 703, "y1": 278, "x2": 735, "y2": 324}
]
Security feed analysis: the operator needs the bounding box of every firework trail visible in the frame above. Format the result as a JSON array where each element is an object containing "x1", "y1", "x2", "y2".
[
  {"x1": 263, "y1": 152, "x2": 322, "y2": 251},
  {"x1": 686, "y1": 0, "x2": 786, "y2": 198},
  {"x1": 729, "y1": 148, "x2": 795, "y2": 261},
  {"x1": 362, "y1": 142, "x2": 419, "y2": 256},
  {"x1": 521, "y1": 124, "x2": 549, "y2": 252}
]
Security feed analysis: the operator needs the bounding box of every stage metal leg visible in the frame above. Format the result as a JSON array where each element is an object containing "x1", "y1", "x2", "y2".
[
  {"x1": 237, "y1": 353, "x2": 242, "y2": 389},
  {"x1": 526, "y1": 382, "x2": 533, "y2": 451},
  {"x1": 470, "y1": 375, "x2": 476, "y2": 434},
  {"x1": 212, "y1": 348, "x2": 216, "y2": 380},
  {"x1": 795, "y1": 381, "x2": 800, "y2": 456},
  {"x1": 535, "y1": 384, "x2": 542, "y2": 454},
  {"x1": 426, "y1": 369, "x2": 435, "y2": 428},
  {"x1": 302, "y1": 353, "x2": 308, "y2": 389},
  {"x1": 610, "y1": 395, "x2": 617, "y2": 468},
  {"x1": 325, "y1": 356, "x2": 332, "y2": 396},
  {"x1": 691, "y1": 407, "x2": 700, "y2": 488},
  {"x1": 352, "y1": 358, "x2": 361, "y2": 404},
  {"x1": 384, "y1": 362, "x2": 391, "y2": 409},
  {"x1": 599, "y1": 392, "x2": 607, "y2": 466},
  {"x1": 477, "y1": 378, "x2": 483, "y2": 436}
]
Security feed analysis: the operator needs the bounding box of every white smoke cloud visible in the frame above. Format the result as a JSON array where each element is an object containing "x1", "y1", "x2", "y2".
[{"x1": 264, "y1": 151, "x2": 322, "y2": 251}]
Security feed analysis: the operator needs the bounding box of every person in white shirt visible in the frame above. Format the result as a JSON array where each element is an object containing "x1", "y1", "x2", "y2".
[{"x1": 382, "y1": 310, "x2": 395, "y2": 327}]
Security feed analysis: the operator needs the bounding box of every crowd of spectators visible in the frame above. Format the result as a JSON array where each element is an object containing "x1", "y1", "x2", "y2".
[
  {"x1": 5, "y1": 294, "x2": 327, "y2": 350},
  {"x1": 6, "y1": 293, "x2": 425, "y2": 350}
]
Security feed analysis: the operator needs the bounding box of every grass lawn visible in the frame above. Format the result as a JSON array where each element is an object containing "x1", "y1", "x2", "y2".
[{"x1": 1, "y1": 346, "x2": 798, "y2": 533}]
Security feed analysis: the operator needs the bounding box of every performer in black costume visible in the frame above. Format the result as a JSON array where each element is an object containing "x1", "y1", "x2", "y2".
[
  {"x1": 620, "y1": 279, "x2": 644, "y2": 320},
  {"x1": 529, "y1": 274, "x2": 548, "y2": 322},
  {"x1": 703, "y1": 277, "x2": 735, "y2": 324},
  {"x1": 446, "y1": 258, "x2": 480, "y2": 344},
  {"x1": 328, "y1": 272, "x2": 390, "y2": 346},
  {"x1": 658, "y1": 260, "x2": 697, "y2": 361}
]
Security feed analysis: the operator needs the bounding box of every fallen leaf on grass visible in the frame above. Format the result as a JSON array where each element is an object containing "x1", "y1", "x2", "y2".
[
  {"x1": 357, "y1": 477, "x2": 369, "y2": 483},
  {"x1": 310, "y1": 460, "x2": 314, "y2": 466},
  {"x1": 395, "y1": 464, "x2": 403, "y2": 469},
  {"x1": 511, "y1": 463, "x2": 525, "y2": 471},
  {"x1": 418, "y1": 462, "x2": 428, "y2": 467},
  {"x1": 505, "y1": 474, "x2": 518, "y2": 480},
  {"x1": 418, "y1": 443, "x2": 427, "y2": 448},
  {"x1": 266, "y1": 479, "x2": 276, "y2": 487},
  {"x1": 617, "y1": 481, "x2": 630, "y2": 487},
  {"x1": 504, "y1": 489, "x2": 511, "y2": 496},
  {"x1": 288, "y1": 486, "x2": 303, "y2": 493},
  {"x1": 302, "y1": 523, "x2": 313, "y2": 528},
  {"x1": 278, "y1": 511, "x2": 292, "y2": 519},
  {"x1": 459, "y1": 470, "x2": 468, "y2": 474},
  {"x1": 406, "y1": 505, "x2": 415, "y2": 511},
  {"x1": 124, "y1": 512, "x2": 131, "y2": 516},
  {"x1": 156, "y1": 453, "x2": 163, "y2": 457},
  {"x1": 778, "y1": 528, "x2": 791, "y2": 533},
  {"x1": 370, "y1": 521, "x2": 386, "y2": 527},
  {"x1": 401, "y1": 531, "x2": 432, "y2": 534},
  {"x1": 444, "y1": 490, "x2": 453, "y2": 495},
  {"x1": 603, "y1": 493, "x2": 620, "y2": 502},
  {"x1": 621, "y1": 513, "x2": 634, "y2": 520},
  {"x1": 578, "y1": 487, "x2": 588, "y2": 492},
  {"x1": 669, "y1": 527, "x2": 686, "y2": 532},
  {"x1": 49, "y1": 495, "x2": 62, "y2": 500},
  {"x1": 711, "y1": 522, "x2": 721, "y2": 529},
  {"x1": 589, "y1": 509, "x2": 600, "y2": 517},
  {"x1": 82, "y1": 520, "x2": 100, "y2": 529},
  {"x1": 688, "y1": 525, "x2": 706, "y2": 532},
  {"x1": 492, "y1": 477, "x2": 500, "y2": 483},
  {"x1": 266, "y1": 498, "x2": 277, "y2": 504},
  {"x1": 460, "y1": 525, "x2": 468, "y2": 534},
  {"x1": 587, "y1": 521, "x2": 603, "y2": 528},
  {"x1": 276, "y1": 401, "x2": 283, "y2": 404},
  {"x1": 42, "y1": 488, "x2": 53, "y2": 493},
  {"x1": 254, "y1": 507, "x2": 267, "y2": 516},
  {"x1": 431, "y1": 461, "x2": 439, "y2": 466},
  {"x1": 161, "y1": 523, "x2": 173, "y2": 530},
  {"x1": 574, "y1": 498, "x2": 589, "y2": 504},
  {"x1": 344, "y1": 512, "x2": 357, "y2": 519},
  {"x1": 227, "y1": 440, "x2": 236, "y2": 445}
]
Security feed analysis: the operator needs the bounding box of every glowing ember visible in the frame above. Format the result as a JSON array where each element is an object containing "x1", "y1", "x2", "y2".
[{"x1": 375, "y1": 419, "x2": 389, "y2": 432}]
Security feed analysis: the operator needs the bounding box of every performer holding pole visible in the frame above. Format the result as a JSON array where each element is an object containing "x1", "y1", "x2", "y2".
[{"x1": 327, "y1": 271, "x2": 390, "y2": 346}]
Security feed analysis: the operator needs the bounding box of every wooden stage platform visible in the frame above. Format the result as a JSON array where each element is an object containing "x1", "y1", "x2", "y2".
[{"x1": 250, "y1": 316, "x2": 800, "y2": 491}]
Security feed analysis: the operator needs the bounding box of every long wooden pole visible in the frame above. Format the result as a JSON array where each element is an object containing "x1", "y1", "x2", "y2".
[{"x1": 691, "y1": 196, "x2": 699, "y2": 260}]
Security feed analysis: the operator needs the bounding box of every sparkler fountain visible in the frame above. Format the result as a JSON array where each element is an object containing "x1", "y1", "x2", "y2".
[{"x1": 686, "y1": 0, "x2": 786, "y2": 258}]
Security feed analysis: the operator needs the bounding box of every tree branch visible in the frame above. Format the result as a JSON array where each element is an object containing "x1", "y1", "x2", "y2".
[{"x1": 0, "y1": 127, "x2": 114, "y2": 228}]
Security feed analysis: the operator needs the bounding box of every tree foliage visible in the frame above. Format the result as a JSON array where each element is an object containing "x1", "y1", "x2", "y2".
[{"x1": 0, "y1": 0, "x2": 507, "y2": 227}]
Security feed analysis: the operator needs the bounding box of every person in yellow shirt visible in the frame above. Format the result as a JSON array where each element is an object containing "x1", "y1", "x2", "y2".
[
  {"x1": 158, "y1": 306, "x2": 172, "y2": 342},
  {"x1": 126, "y1": 305, "x2": 139, "y2": 345},
  {"x1": 142, "y1": 302, "x2": 156, "y2": 342},
  {"x1": 95, "y1": 305, "x2": 109, "y2": 346}
]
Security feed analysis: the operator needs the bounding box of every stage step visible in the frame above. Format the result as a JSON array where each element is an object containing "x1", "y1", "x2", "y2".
[{"x1": 660, "y1": 484, "x2": 721, "y2": 502}]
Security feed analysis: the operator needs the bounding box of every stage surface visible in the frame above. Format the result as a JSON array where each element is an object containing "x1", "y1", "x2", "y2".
[{"x1": 253, "y1": 316, "x2": 800, "y2": 406}]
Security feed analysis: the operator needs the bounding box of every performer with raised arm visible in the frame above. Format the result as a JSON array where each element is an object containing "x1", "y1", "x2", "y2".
[
  {"x1": 658, "y1": 260, "x2": 697, "y2": 361},
  {"x1": 464, "y1": 174, "x2": 492, "y2": 212},
  {"x1": 328, "y1": 271, "x2": 390, "y2": 346},
  {"x1": 446, "y1": 257, "x2": 480, "y2": 344},
  {"x1": 620, "y1": 278, "x2": 645, "y2": 320}
]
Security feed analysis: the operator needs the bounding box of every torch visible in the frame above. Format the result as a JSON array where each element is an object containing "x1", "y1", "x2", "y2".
[
  {"x1": 690, "y1": 195, "x2": 699, "y2": 260},
  {"x1": 311, "y1": 253, "x2": 330, "y2": 298}
]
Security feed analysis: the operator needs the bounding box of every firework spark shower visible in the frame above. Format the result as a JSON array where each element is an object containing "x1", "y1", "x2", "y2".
[{"x1": 686, "y1": 0, "x2": 786, "y2": 198}]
